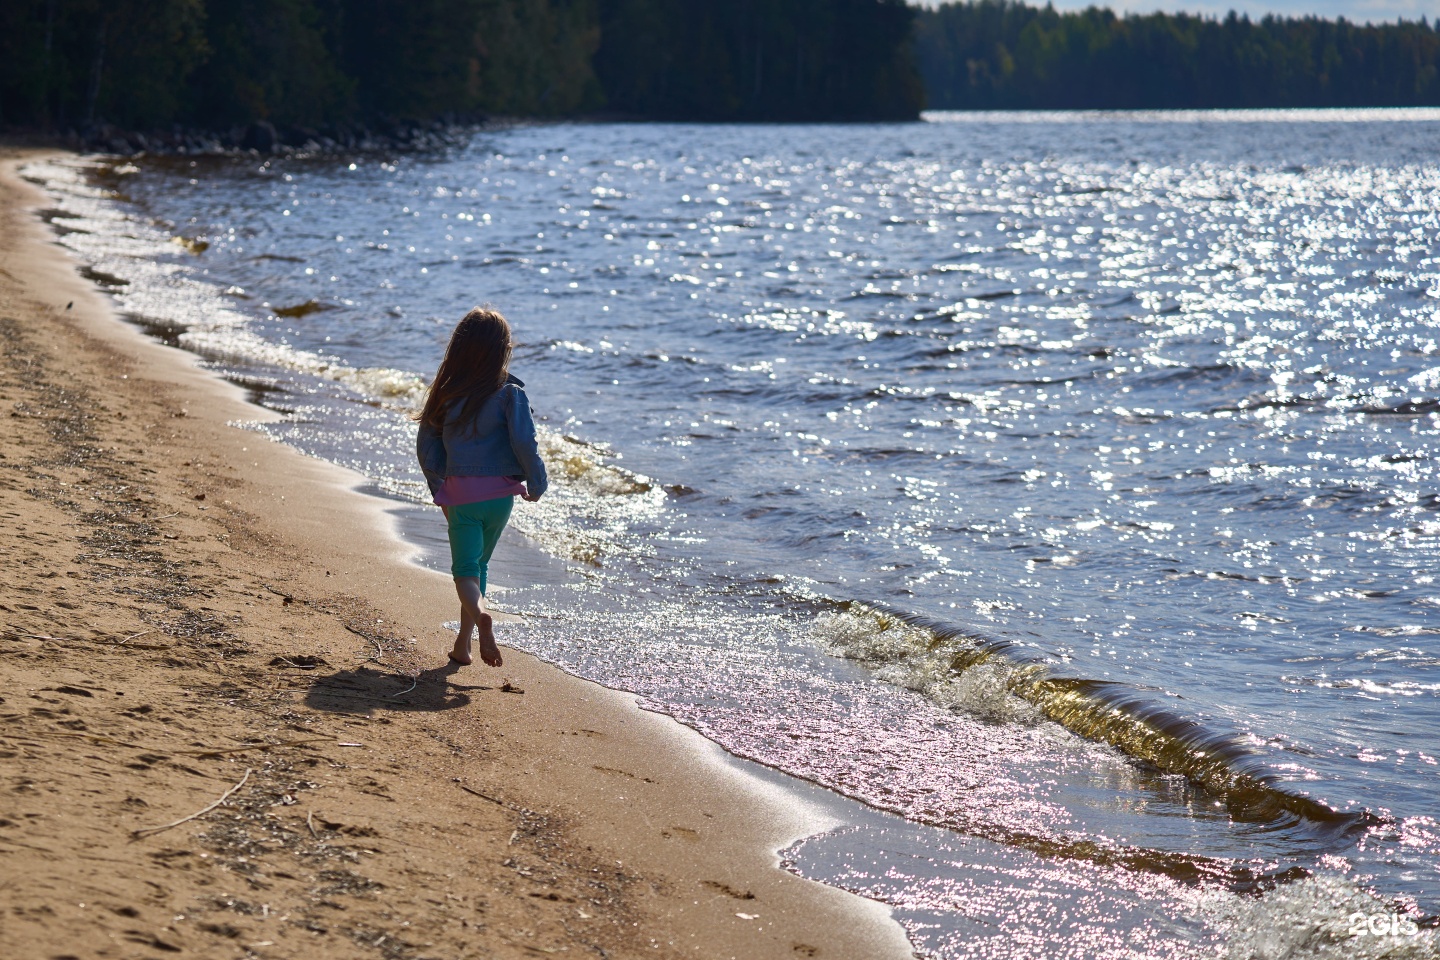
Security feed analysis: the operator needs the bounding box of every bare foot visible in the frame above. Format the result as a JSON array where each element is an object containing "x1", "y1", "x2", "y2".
[
  {"x1": 448, "y1": 633, "x2": 472, "y2": 666},
  {"x1": 477, "y1": 612, "x2": 502, "y2": 668},
  {"x1": 448, "y1": 648, "x2": 472, "y2": 666}
]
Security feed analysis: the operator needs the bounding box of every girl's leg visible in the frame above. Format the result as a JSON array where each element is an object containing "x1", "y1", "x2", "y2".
[
  {"x1": 457, "y1": 603, "x2": 475, "y2": 648},
  {"x1": 445, "y1": 497, "x2": 514, "y2": 667},
  {"x1": 452, "y1": 576, "x2": 493, "y2": 665},
  {"x1": 469, "y1": 496, "x2": 514, "y2": 667},
  {"x1": 451, "y1": 593, "x2": 477, "y2": 663},
  {"x1": 446, "y1": 504, "x2": 485, "y2": 665}
]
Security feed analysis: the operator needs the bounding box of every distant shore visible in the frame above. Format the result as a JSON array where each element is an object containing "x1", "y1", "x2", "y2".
[
  {"x1": 0, "y1": 110, "x2": 929, "y2": 163},
  {"x1": 0, "y1": 144, "x2": 913, "y2": 960},
  {"x1": 0, "y1": 117, "x2": 496, "y2": 160}
]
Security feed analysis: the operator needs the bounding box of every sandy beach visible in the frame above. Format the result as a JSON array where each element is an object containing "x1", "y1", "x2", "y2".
[{"x1": 0, "y1": 147, "x2": 914, "y2": 960}]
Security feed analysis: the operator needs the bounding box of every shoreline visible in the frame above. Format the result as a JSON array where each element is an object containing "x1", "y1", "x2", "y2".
[{"x1": 0, "y1": 146, "x2": 915, "y2": 960}]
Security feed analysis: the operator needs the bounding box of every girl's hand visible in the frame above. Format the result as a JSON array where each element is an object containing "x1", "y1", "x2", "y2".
[{"x1": 521, "y1": 486, "x2": 540, "y2": 502}]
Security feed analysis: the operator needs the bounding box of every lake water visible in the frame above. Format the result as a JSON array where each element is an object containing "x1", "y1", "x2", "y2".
[{"x1": 27, "y1": 108, "x2": 1440, "y2": 959}]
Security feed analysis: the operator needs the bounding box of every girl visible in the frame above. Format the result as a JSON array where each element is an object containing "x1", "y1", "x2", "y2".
[{"x1": 416, "y1": 307, "x2": 548, "y2": 668}]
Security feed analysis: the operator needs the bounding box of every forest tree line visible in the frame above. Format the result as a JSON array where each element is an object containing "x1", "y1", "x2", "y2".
[
  {"x1": 0, "y1": 0, "x2": 922, "y2": 132},
  {"x1": 916, "y1": 0, "x2": 1440, "y2": 109},
  {"x1": 4, "y1": 0, "x2": 1440, "y2": 134}
]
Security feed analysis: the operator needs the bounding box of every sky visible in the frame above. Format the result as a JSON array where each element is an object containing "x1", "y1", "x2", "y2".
[{"x1": 916, "y1": 0, "x2": 1440, "y2": 24}]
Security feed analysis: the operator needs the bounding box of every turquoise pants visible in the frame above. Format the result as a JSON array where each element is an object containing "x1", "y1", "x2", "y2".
[{"x1": 446, "y1": 496, "x2": 514, "y2": 591}]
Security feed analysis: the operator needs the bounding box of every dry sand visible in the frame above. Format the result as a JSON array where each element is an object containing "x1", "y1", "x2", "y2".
[{"x1": 0, "y1": 147, "x2": 915, "y2": 960}]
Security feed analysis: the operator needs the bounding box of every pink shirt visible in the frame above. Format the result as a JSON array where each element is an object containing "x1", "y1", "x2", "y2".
[{"x1": 433, "y1": 475, "x2": 526, "y2": 507}]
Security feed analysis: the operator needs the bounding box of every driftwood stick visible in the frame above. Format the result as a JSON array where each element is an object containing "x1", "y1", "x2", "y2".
[
  {"x1": 271, "y1": 657, "x2": 309, "y2": 670},
  {"x1": 387, "y1": 676, "x2": 418, "y2": 698},
  {"x1": 343, "y1": 624, "x2": 384, "y2": 661},
  {"x1": 132, "y1": 768, "x2": 251, "y2": 838},
  {"x1": 458, "y1": 784, "x2": 506, "y2": 806}
]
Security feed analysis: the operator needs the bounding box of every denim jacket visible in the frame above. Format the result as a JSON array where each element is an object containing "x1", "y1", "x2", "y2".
[{"x1": 416, "y1": 374, "x2": 549, "y2": 500}]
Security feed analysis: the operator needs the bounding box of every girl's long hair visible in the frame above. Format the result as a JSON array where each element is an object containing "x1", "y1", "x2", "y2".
[{"x1": 417, "y1": 307, "x2": 513, "y2": 431}]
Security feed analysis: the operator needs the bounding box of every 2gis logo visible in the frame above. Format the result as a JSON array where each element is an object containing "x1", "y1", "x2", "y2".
[{"x1": 1348, "y1": 912, "x2": 1421, "y2": 937}]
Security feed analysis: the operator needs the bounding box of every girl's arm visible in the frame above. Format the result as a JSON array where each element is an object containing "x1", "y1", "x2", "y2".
[
  {"x1": 416, "y1": 419, "x2": 447, "y2": 497},
  {"x1": 506, "y1": 386, "x2": 549, "y2": 500}
]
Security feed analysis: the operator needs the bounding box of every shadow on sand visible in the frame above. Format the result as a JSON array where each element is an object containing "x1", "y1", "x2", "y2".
[{"x1": 301, "y1": 661, "x2": 500, "y2": 717}]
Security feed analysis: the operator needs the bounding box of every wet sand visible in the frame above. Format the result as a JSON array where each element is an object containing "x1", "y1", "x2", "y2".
[{"x1": 0, "y1": 146, "x2": 914, "y2": 960}]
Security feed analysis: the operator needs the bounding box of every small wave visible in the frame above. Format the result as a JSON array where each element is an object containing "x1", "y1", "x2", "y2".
[
  {"x1": 964, "y1": 287, "x2": 1021, "y2": 301},
  {"x1": 816, "y1": 603, "x2": 1371, "y2": 831},
  {"x1": 335, "y1": 366, "x2": 426, "y2": 403},
  {"x1": 178, "y1": 328, "x2": 427, "y2": 409},
  {"x1": 272, "y1": 299, "x2": 337, "y2": 318},
  {"x1": 1359, "y1": 398, "x2": 1440, "y2": 416},
  {"x1": 79, "y1": 265, "x2": 129, "y2": 288},
  {"x1": 38, "y1": 207, "x2": 90, "y2": 236},
  {"x1": 812, "y1": 609, "x2": 1040, "y2": 724},
  {"x1": 842, "y1": 287, "x2": 916, "y2": 301},
  {"x1": 538, "y1": 433, "x2": 652, "y2": 497}
]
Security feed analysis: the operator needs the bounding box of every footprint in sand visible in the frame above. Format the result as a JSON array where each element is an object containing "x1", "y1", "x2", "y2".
[
  {"x1": 701, "y1": 880, "x2": 755, "y2": 900},
  {"x1": 591, "y1": 765, "x2": 654, "y2": 783}
]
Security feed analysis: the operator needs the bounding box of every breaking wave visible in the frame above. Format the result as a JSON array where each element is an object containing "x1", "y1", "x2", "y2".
[{"x1": 815, "y1": 602, "x2": 1375, "y2": 833}]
